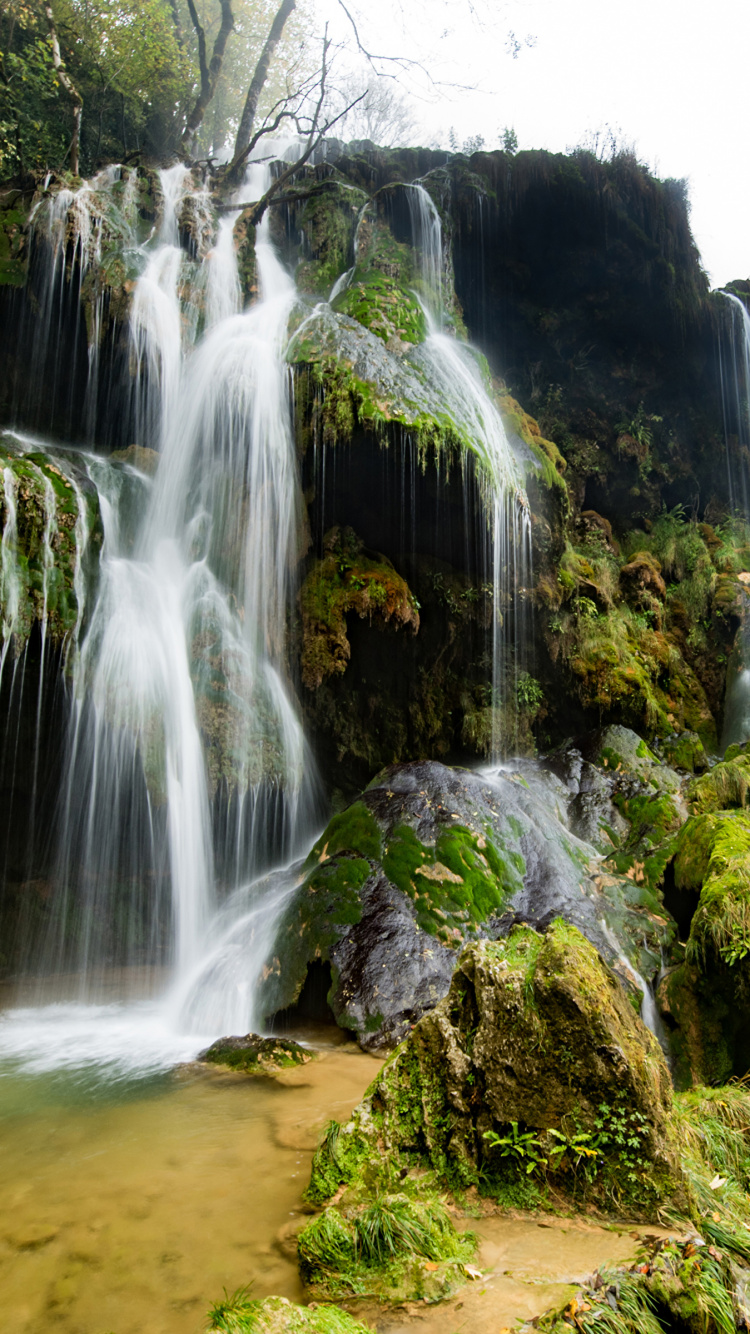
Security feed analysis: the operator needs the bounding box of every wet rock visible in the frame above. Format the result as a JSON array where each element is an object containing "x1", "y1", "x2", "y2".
[
  {"x1": 256, "y1": 757, "x2": 672, "y2": 1050},
  {"x1": 197, "y1": 1033, "x2": 311, "y2": 1074},
  {"x1": 307, "y1": 924, "x2": 681, "y2": 1216},
  {"x1": 658, "y1": 810, "x2": 750, "y2": 1086}
]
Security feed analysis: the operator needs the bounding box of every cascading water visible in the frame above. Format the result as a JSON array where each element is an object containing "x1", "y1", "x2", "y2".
[
  {"x1": 0, "y1": 153, "x2": 533, "y2": 1075},
  {"x1": 406, "y1": 183, "x2": 533, "y2": 755},
  {"x1": 0, "y1": 153, "x2": 321, "y2": 1071},
  {"x1": 718, "y1": 293, "x2": 750, "y2": 750}
]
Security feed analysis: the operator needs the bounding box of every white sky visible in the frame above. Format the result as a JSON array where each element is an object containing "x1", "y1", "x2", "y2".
[{"x1": 322, "y1": 0, "x2": 750, "y2": 288}]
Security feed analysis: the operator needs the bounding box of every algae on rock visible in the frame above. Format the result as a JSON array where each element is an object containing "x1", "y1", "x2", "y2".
[
  {"x1": 299, "y1": 525, "x2": 419, "y2": 689},
  {"x1": 307, "y1": 925, "x2": 679, "y2": 1217},
  {"x1": 252, "y1": 758, "x2": 670, "y2": 1050}
]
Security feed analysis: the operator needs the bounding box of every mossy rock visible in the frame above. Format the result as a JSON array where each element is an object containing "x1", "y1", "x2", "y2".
[
  {"x1": 299, "y1": 526, "x2": 419, "y2": 689},
  {"x1": 253, "y1": 759, "x2": 671, "y2": 1051},
  {"x1": 499, "y1": 390, "x2": 567, "y2": 495},
  {"x1": 207, "y1": 1293, "x2": 371, "y2": 1333},
  {"x1": 290, "y1": 180, "x2": 366, "y2": 298},
  {"x1": 661, "y1": 731, "x2": 709, "y2": 774},
  {"x1": 297, "y1": 1191, "x2": 475, "y2": 1302},
  {"x1": 197, "y1": 1033, "x2": 312, "y2": 1074},
  {"x1": 307, "y1": 924, "x2": 680, "y2": 1217},
  {"x1": 687, "y1": 753, "x2": 750, "y2": 813},
  {"x1": 656, "y1": 811, "x2": 750, "y2": 1084},
  {"x1": 0, "y1": 437, "x2": 102, "y2": 652}
]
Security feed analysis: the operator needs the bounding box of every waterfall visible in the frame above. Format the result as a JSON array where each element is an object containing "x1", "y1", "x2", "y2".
[
  {"x1": 599, "y1": 921, "x2": 670, "y2": 1057},
  {"x1": 3, "y1": 156, "x2": 318, "y2": 1037},
  {"x1": 406, "y1": 183, "x2": 533, "y2": 756},
  {"x1": 1, "y1": 153, "x2": 534, "y2": 1070}
]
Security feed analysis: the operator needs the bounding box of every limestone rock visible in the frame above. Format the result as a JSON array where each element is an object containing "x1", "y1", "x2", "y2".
[
  {"x1": 255, "y1": 758, "x2": 671, "y2": 1050},
  {"x1": 308, "y1": 924, "x2": 680, "y2": 1215},
  {"x1": 197, "y1": 1033, "x2": 311, "y2": 1074}
]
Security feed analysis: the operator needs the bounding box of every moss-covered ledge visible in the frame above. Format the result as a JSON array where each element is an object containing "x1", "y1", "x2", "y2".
[{"x1": 299, "y1": 526, "x2": 419, "y2": 689}]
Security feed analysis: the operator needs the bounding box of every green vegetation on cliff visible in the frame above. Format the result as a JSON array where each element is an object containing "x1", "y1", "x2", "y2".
[{"x1": 299, "y1": 526, "x2": 419, "y2": 689}]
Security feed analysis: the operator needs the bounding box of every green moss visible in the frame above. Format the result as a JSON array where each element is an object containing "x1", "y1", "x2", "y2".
[
  {"x1": 198, "y1": 1034, "x2": 311, "y2": 1073},
  {"x1": 331, "y1": 209, "x2": 426, "y2": 347},
  {"x1": 688, "y1": 754, "x2": 750, "y2": 813},
  {"x1": 381, "y1": 822, "x2": 523, "y2": 944},
  {"x1": 307, "y1": 802, "x2": 383, "y2": 865},
  {"x1": 291, "y1": 181, "x2": 366, "y2": 298},
  {"x1": 207, "y1": 1291, "x2": 371, "y2": 1334},
  {"x1": 607, "y1": 790, "x2": 683, "y2": 890},
  {"x1": 299, "y1": 526, "x2": 419, "y2": 689}
]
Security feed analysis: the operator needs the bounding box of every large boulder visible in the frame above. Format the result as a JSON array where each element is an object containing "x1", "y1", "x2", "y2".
[
  {"x1": 306, "y1": 924, "x2": 680, "y2": 1217},
  {"x1": 255, "y1": 758, "x2": 671, "y2": 1049}
]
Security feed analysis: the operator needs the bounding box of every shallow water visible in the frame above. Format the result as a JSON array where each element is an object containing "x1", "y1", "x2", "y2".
[
  {"x1": 0, "y1": 990, "x2": 665, "y2": 1334},
  {"x1": 0, "y1": 1014, "x2": 378, "y2": 1334}
]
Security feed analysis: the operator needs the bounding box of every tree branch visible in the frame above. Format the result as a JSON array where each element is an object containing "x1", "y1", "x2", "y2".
[{"x1": 236, "y1": 42, "x2": 365, "y2": 227}]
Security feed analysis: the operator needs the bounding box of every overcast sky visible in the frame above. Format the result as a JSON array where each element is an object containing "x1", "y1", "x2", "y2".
[{"x1": 325, "y1": 0, "x2": 749, "y2": 288}]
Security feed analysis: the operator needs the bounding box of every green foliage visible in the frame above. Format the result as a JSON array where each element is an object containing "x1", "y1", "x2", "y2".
[
  {"x1": 516, "y1": 671, "x2": 544, "y2": 715},
  {"x1": 207, "y1": 1284, "x2": 256, "y2": 1334},
  {"x1": 483, "y1": 1120, "x2": 547, "y2": 1174},
  {"x1": 298, "y1": 1192, "x2": 475, "y2": 1301},
  {"x1": 1, "y1": 0, "x2": 193, "y2": 175}
]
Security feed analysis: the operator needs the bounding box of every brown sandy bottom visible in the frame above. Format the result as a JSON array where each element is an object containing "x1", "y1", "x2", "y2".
[
  {"x1": 355, "y1": 1215, "x2": 670, "y2": 1332},
  {"x1": 0, "y1": 1028, "x2": 664, "y2": 1334}
]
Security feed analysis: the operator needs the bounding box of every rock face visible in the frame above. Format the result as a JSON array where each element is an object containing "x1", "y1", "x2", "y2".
[
  {"x1": 256, "y1": 754, "x2": 671, "y2": 1050},
  {"x1": 307, "y1": 924, "x2": 680, "y2": 1216}
]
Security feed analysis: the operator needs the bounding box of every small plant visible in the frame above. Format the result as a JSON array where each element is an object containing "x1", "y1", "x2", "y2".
[
  {"x1": 484, "y1": 1121, "x2": 547, "y2": 1174},
  {"x1": 207, "y1": 1283, "x2": 255, "y2": 1333},
  {"x1": 547, "y1": 1127, "x2": 600, "y2": 1171},
  {"x1": 516, "y1": 671, "x2": 544, "y2": 715},
  {"x1": 572, "y1": 595, "x2": 599, "y2": 620}
]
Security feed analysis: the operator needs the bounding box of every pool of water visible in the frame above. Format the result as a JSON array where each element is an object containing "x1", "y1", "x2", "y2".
[
  {"x1": 0, "y1": 991, "x2": 663, "y2": 1334},
  {"x1": 0, "y1": 994, "x2": 379, "y2": 1334}
]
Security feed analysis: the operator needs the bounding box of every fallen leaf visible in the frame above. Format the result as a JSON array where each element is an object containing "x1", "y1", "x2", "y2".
[
  {"x1": 709, "y1": 1175, "x2": 728, "y2": 1190},
  {"x1": 712, "y1": 1212, "x2": 721, "y2": 1223},
  {"x1": 424, "y1": 1261, "x2": 439, "y2": 1271},
  {"x1": 463, "y1": 1263, "x2": 483, "y2": 1280}
]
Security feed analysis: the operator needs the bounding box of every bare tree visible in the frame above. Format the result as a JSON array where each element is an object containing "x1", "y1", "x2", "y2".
[
  {"x1": 231, "y1": 0, "x2": 297, "y2": 166},
  {"x1": 223, "y1": 29, "x2": 365, "y2": 219},
  {"x1": 43, "y1": 1, "x2": 83, "y2": 175},
  {"x1": 181, "y1": 0, "x2": 235, "y2": 152},
  {"x1": 332, "y1": 74, "x2": 417, "y2": 148}
]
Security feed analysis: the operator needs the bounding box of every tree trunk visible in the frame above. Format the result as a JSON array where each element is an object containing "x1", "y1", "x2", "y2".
[
  {"x1": 232, "y1": 0, "x2": 296, "y2": 163},
  {"x1": 44, "y1": 2, "x2": 83, "y2": 176},
  {"x1": 181, "y1": 0, "x2": 234, "y2": 153}
]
